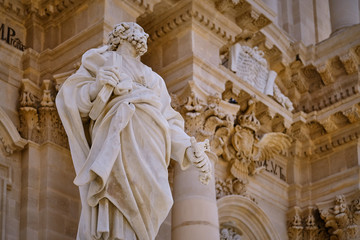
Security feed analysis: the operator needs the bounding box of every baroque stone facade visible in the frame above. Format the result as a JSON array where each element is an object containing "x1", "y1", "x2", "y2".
[{"x1": 0, "y1": 0, "x2": 359, "y2": 239}]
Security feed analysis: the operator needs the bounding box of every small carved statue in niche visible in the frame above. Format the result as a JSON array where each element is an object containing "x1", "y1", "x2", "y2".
[{"x1": 56, "y1": 22, "x2": 211, "y2": 240}]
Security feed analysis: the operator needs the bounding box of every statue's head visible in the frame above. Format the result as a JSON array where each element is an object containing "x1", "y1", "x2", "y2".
[{"x1": 107, "y1": 22, "x2": 149, "y2": 57}]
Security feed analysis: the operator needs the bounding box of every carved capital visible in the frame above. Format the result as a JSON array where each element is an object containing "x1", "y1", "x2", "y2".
[
  {"x1": 19, "y1": 79, "x2": 41, "y2": 141},
  {"x1": 288, "y1": 206, "x2": 329, "y2": 240},
  {"x1": 318, "y1": 195, "x2": 360, "y2": 240},
  {"x1": 288, "y1": 207, "x2": 304, "y2": 240},
  {"x1": 18, "y1": 79, "x2": 68, "y2": 147}
]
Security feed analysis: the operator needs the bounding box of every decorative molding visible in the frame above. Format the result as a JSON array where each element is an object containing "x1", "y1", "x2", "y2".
[
  {"x1": 218, "y1": 195, "x2": 281, "y2": 240},
  {"x1": 24, "y1": 0, "x2": 77, "y2": 18},
  {"x1": 215, "y1": 0, "x2": 272, "y2": 34},
  {"x1": 236, "y1": 9, "x2": 271, "y2": 33},
  {"x1": 215, "y1": 0, "x2": 247, "y2": 14},
  {"x1": 141, "y1": 2, "x2": 237, "y2": 46},
  {"x1": 0, "y1": 108, "x2": 27, "y2": 155},
  {"x1": 0, "y1": 0, "x2": 27, "y2": 16}
]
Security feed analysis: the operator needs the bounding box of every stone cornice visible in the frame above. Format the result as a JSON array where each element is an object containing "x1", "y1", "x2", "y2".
[
  {"x1": 0, "y1": 0, "x2": 27, "y2": 17},
  {"x1": 139, "y1": 0, "x2": 240, "y2": 47}
]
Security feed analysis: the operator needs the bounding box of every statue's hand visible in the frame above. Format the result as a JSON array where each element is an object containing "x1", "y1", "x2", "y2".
[
  {"x1": 186, "y1": 137, "x2": 212, "y2": 185},
  {"x1": 114, "y1": 73, "x2": 132, "y2": 95},
  {"x1": 97, "y1": 66, "x2": 122, "y2": 88}
]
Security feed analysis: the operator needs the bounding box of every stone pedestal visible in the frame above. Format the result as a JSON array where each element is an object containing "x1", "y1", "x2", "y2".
[{"x1": 171, "y1": 154, "x2": 219, "y2": 240}]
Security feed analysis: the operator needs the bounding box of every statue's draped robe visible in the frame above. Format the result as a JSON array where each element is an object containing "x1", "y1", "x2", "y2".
[{"x1": 56, "y1": 47, "x2": 191, "y2": 240}]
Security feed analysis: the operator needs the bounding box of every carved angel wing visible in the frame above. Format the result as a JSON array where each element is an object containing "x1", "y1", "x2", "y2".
[{"x1": 253, "y1": 132, "x2": 292, "y2": 161}]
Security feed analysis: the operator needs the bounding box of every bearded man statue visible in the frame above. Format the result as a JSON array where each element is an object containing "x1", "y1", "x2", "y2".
[{"x1": 56, "y1": 22, "x2": 211, "y2": 240}]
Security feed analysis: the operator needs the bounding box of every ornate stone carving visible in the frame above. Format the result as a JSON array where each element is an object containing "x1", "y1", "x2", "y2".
[
  {"x1": 19, "y1": 79, "x2": 40, "y2": 141},
  {"x1": 229, "y1": 100, "x2": 291, "y2": 184},
  {"x1": 339, "y1": 51, "x2": 358, "y2": 75},
  {"x1": 19, "y1": 79, "x2": 68, "y2": 147},
  {"x1": 236, "y1": 9, "x2": 271, "y2": 33},
  {"x1": 174, "y1": 91, "x2": 234, "y2": 144},
  {"x1": 38, "y1": 80, "x2": 68, "y2": 148},
  {"x1": 0, "y1": 108, "x2": 27, "y2": 155},
  {"x1": 291, "y1": 72, "x2": 309, "y2": 94},
  {"x1": 304, "y1": 209, "x2": 319, "y2": 240},
  {"x1": 316, "y1": 62, "x2": 335, "y2": 85},
  {"x1": 215, "y1": 177, "x2": 255, "y2": 202},
  {"x1": 301, "y1": 66, "x2": 323, "y2": 93},
  {"x1": 288, "y1": 207, "x2": 329, "y2": 240},
  {"x1": 220, "y1": 224, "x2": 242, "y2": 240},
  {"x1": 288, "y1": 212, "x2": 303, "y2": 240},
  {"x1": 273, "y1": 84, "x2": 294, "y2": 112},
  {"x1": 142, "y1": 4, "x2": 236, "y2": 45},
  {"x1": 288, "y1": 122, "x2": 310, "y2": 143},
  {"x1": 320, "y1": 116, "x2": 339, "y2": 133},
  {"x1": 342, "y1": 104, "x2": 360, "y2": 123},
  {"x1": 229, "y1": 43, "x2": 294, "y2": 111},
  {"x1": 319, "y1": 195, "x2": 360, "y2": 240},
  {"x1": 215, "y1": 0, "x2": 246, "y2": 13}
]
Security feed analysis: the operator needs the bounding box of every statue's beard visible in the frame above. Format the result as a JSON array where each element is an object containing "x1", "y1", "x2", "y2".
[{"x1": 131, "y1": 38, "x2": 147, "y2": 56}]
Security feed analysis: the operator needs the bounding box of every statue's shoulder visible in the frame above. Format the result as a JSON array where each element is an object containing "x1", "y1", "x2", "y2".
[{"x1": 81, "y1": 46, "x2": 109, "y2": 74}]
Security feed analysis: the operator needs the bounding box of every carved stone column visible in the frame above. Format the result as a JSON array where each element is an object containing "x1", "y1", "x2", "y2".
[
  {"x1": 171, "y1": 153, "x2": 219, "y2": 240},
  {"x1": 329, "y1": 0, "x2": 360, "y2": 34},
  {"x1": 171, "y1": 91, "x2": 228, "y2": 240}
]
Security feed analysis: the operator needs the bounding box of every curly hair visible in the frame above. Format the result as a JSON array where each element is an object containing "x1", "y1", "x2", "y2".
[{"x1": 107, "y1": 22, "x2": 149, "y2": 56}]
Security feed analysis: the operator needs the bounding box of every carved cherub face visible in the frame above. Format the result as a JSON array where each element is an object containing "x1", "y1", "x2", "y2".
[{"x1": 108, "y1": 22, "x2": 149, "y2": 57}]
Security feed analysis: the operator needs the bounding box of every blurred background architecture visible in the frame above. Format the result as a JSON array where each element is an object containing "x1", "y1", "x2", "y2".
[{"x1": 0, "y1": 0, "x2": 360, "y2": 239}]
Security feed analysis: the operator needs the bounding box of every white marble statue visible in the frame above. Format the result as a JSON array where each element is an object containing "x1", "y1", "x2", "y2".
[
  {"x1": 229, "y1": 43, "x2": 294, "y2": 111},
  {"x1": 56, "y1": 22, "x2": 211, "y2": 240}
]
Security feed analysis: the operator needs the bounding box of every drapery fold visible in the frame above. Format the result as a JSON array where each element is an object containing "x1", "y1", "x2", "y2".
[{"x1": 56, "y1": 48, "x2": 191, "y2": 240}]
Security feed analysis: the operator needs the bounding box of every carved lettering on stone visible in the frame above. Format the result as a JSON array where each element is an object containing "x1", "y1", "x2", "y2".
[{"x1": 229, "y1": 43, "x2": 294, "y2": 111}]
